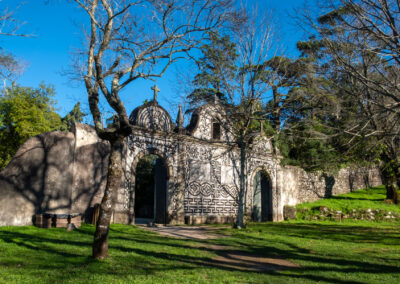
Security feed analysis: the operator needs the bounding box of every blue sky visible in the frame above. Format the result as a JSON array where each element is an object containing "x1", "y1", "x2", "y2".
[{"x1": 1, "y1": 0, "x2": 307, "y2": 122}]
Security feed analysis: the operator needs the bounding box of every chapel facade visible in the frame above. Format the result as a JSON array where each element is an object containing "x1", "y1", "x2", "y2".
[
  {"x1": 0, "y1": 88, "x2": 381, "y2": 227},
  {"x1": 112, "y1": 91, "x2": 279, "y2": 224}
]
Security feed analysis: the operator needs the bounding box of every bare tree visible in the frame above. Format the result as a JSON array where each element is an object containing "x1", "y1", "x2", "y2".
[
  {"x1": 0, "y1": 51, "x2": 24, "y2": 91},
  {"x1": 71, "y1": 0, "x2": 233, "y2": 259},
  {"x1": 295, "y1": 0, "x2": 400, "y2": 202},
  {"x1": 186, "y1": 5, "x2": 279, "y2": 228},
  {"x1": 0, "y1": 0, "x2": 28, "y2": 37},
  {"x1": 0, "y1": 0, "x2": 28, "y2": 92},
  {"x1": 231, "y1": 7, "x2": 278, "y2": 228}
]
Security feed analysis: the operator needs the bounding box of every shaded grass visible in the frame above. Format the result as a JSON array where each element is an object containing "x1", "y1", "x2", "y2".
[
  {"x1": 296, "y1": 185, "x2": 400, "y2": 215},
  {"x1": 0, "y1": 221, "x2": 399, "y2": 283}
]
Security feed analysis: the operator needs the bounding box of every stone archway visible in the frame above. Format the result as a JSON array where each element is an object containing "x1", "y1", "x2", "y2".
[
  {"x1": 130, "y1": 148, "x2": 173, "y2": 224},
  {"x1": 251, "y1": 169, "x2": 273, "y2": 222}
]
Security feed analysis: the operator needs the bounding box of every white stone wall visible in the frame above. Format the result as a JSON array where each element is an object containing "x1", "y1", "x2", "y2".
[{"x1": 278, "y1": 165, "x2": 382, "y2": 215}]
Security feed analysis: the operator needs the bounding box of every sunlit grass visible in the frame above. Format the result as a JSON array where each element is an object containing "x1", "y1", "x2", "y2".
[
  {"x1": 0, "y1": 220, "x2": 399, "y2": 283},
  {"x1": 296, "y1": 185, "x2": 400, "y2": 215}
]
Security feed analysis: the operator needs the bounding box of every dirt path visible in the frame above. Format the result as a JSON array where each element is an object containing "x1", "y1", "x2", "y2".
[
  {"x1": 142, "y1": 225, "x2": 224, "y2": 240},
  {"x1": 140, "y1": 225, "x2": 301, "y2": 272}
]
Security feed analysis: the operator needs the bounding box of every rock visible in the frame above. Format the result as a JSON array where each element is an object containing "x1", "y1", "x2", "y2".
[
  {"x1": 283, "y1": 206, "x2": 297, "y2": 220},
  {"x1": 66, "y1": 223, "x2": 77, "y2": 231},
  {"x1": 147, "y1": 221, "x2": 160, "y2": 227},
  {"x1": 319, "y1": 206, "x2": 328, "y2": 213}
]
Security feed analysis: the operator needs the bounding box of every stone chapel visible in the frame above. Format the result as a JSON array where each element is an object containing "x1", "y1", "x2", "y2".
[{"x1": 0, "y1": 88, "x2": 381, "y2": 227}]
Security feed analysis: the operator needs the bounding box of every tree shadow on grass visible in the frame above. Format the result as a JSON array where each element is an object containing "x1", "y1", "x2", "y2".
[
  {"x1": 0, "y1": 230, "x2": 91, "y2": 259},
  {"x1": 109, "y1": 225, "x2": 399, "y2": 283},
  {"x1": 0, "y1": 224, "x2": 399, "y2": 284},
  {"x1": 243, "y1": 222, "x2": 400, "y2": 246}
]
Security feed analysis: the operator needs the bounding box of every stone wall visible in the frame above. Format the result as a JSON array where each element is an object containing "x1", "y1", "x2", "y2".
[
  {"x1": 278, "y1": 165, "x2": 382, "y2": 213},
  {"x1": 0, "y1": 124, "x2": 109, "y2": 226},
  {"x1": 70, "y1": 124, "x2": 109, "y2": 221}
]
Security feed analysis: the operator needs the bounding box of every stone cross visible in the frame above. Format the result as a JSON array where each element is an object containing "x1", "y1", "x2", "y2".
[{"x1": 151, "y1": 84, "x2": 160, "y2": 102}]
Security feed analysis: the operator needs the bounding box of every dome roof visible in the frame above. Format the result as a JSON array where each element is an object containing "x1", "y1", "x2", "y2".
[{"x1": 129, "y1": 101, "x2": 172, "y2": 133}]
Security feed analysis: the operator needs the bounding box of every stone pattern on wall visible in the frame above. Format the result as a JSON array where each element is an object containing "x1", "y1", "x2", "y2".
[
  {"x1": 184, "y1": 181, "x2": 238, "y2": 216},
  {"x1": 189, "y1": 104, "x2": 234, "y2": 142},
  {"x1": 183, "y1": 142, "x2": 245, "y2": 219},
  {"x1": 184, "y1": 197, "x2": 237, "y2": 215}
]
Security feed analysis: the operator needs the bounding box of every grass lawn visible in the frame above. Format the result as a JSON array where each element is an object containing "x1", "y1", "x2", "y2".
[
  {"x1": 0, "y1": 220, "x2": 399, "y2": 283},
  {"x1": 296, "y1": 185, "x2": 400, "y2": 216}
]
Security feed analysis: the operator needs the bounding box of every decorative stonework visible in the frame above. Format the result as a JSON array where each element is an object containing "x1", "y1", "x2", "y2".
[
  {"x1": 186, "y1": 181, "x2": 236, "y2": 199},
  {"x1": 252, "y1": 136, "x2": 273, "y2": 155},
  {"x1": 1, "y1": 83, "x2": 383, "y2": 227},
  {"x1": 123, "y1": 100, "x2": 278, "y2": 223},
  {"x1": 129, "y1": 103, "x2": 172, "y2": 133},
  {"x1": 187, "y1": 104, "x2": 233, "y2": 142},
  {"x1": 0, "y1": 98, "x2": 383, "y2": 226}
]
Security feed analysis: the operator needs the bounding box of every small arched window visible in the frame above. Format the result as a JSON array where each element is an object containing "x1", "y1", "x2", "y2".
[{"x1": 212, "y1": 120, "x2": 221, "y2": 140}]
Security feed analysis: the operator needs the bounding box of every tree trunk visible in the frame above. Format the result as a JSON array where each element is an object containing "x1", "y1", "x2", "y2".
[
  {"x1": 272, "y1": 86, "x2": 281, "y2": 131},
  {"x1": 379, "y1": 150, "x2": 400, "y2": 204},
  {"x1": 381, "y1": 164, "x2": 400, "y2": 205},
  {"x1": 235, "y1": 142, "x2": 246, "y2": 229},
  {"x1": 386, "y1": 183, "x2": 399, "y2": 204},
  {"x1": 92, "y1": 136, "x2": 124, "y2": 259}
]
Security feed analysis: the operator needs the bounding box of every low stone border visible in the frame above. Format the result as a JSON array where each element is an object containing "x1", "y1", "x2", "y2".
[
  {"x1": 288, "y1": 205, "x2": 400, "y2": 221},
  {"x1": 34, "y1": 213, "x2": 82, "y2": 228}
]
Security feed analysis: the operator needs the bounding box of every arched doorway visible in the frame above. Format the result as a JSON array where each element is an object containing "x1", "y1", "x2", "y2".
[
  {"x1": 134, "y1": 154, "x2": 168, "y2": 224},
  {"x1": 252, "y1": 171, "x2": 273, "y2": 222}
]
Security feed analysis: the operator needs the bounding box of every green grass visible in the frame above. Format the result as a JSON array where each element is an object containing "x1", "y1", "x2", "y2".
[
  {"x1": 296, "y1": 185, "x2": 400, "y2": 216},
  {"x1": 0, "y1": 221, "x2": 399, "y2": 283}
]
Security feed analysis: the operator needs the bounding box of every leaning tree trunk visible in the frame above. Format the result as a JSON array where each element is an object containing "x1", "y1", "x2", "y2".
[
  {"x1": 92, "y1": 136, "x2": 124, "y2": 259},
  {"x1": 235, "y1": 143, "x2": 246, "y2": 229}
]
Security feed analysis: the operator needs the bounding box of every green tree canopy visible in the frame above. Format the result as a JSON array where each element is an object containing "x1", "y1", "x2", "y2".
[
  {"x1": 0, "y1": 84, "x2": 64, "y2": 169},
  {"x1": 60, "y1": 102, "x2": 86, "y2": 131}
]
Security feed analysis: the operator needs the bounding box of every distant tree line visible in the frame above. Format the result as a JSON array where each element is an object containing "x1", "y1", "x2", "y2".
[{"x1": 186, "y1": 0, "x2": 400, "y2": 205}]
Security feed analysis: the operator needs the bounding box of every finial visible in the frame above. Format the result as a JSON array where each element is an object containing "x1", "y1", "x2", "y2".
[
  {"x1": 151, "y1": 84, "x2": 160, "y2": 103},
  {"x1": 214, "y1": 92, "x2": 217, "y2": 104},
  {"x1": 177, "y1": 104, "x2": 184, "y2": 132},
  {"x1": 260, "y1": 119, "x2": 264, "y2": 135}
]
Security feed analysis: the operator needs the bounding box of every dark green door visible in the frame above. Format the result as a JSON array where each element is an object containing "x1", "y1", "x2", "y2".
[{"x1": 253, "y1": 171, "x2": 272, "y2": 222}]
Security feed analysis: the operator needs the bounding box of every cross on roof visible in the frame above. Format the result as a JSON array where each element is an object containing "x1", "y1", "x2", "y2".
[{"x1": 151, "y1": 84, "x2": 160, "y2": 102}]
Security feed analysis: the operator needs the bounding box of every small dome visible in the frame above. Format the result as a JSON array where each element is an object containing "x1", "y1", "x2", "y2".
[{"x1": 129, "y1": 101, "x2": 172, "y2": 133}]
